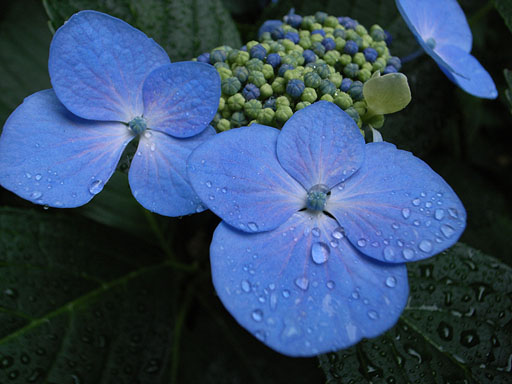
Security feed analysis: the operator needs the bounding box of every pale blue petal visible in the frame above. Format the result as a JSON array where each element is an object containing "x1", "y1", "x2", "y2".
[
  {"x1": 276, "y1": 101, "x2": 365, "y2": 190},
  {"x1": 49, "y1": 10, "x2": 170, "y2": 122},
  {"x1": 0, "y1": 90, "x2": 133, "y2": 207},
  {"x1": 395, "y1": 0, "x2": 472, "y2": 53},
  {"x1": 434, "y1": 45, "x2": 498, "y2": 99},
  {"x1": 327, "y1": 142, "x2": 466, "y2": 263},
  {"x1": 211, "y1": 212, "x2": 408, "y2": 357},
  {"x1": 187, "y1": 125, "x2": 305, "y2": 233},
  {"x1": 128, "y1": 126, "x2": 216, "y2": 216},
  {"x1": 143, "y1": 62, "x2": 221, "y2": 138}
]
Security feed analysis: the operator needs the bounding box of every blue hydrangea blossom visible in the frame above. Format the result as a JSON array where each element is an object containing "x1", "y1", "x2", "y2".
[
  {"x1": 187, "y1": 101, "x2": 466, "y2": 356},
  {"x1": 396, "y1": 0, "x2": 497, "y2": 99},
  {"x1": 0, "y1": 11, "x2": 220, "y2": 216}
]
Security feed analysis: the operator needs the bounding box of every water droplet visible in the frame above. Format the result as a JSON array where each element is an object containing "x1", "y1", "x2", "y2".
[
  {"x1": 311, "y1": 227, "x2": 321, "y2": 237},
  {"x1": 357, "y1": 239, "x2": 367, "y2": 247},
  {"x1": 25, "y1": 172, "x2": 32, "y2": 178},
  {"x1": 221, "y1": 187, "x2": 227, "y2": 193},
  {"x1": 35, "y1": 174, "x2": 42, "y2": 181},
  {"x1": 295, "y1": 276, "x2": 309, "y2": 291},
  {"x1": 248, "y1": 222, "x2": 259, "y2": 231},
  {"x1": 144, "y1": 131, "x2": 152, "y2": 138},
  {"x1": 150, "y1": 143, "x2": 156, "y2": 151},
  {"x1": 332, "y1": 227, "x2": 344, "y2": 239},
  {"x1": 413, "y1": 220, "x2": 420, "y2": 226},
  {"x1": 30, "y1": 191, "x2": 42, "y2": 199},
  {"x1": 385, "y1": 276, "x2": 397, "y2": 288},
  {"x1": 241, "y1": 280, "x2": 251, "y2": 293},
  {"x1": 88, "y1": 179, "x2": 103, "y2": 195},
  {"x1": 412, "y1": 198, "x2": 421, "y2": 206},
  {"x1": 391, "y1": 222, "x2": 399, "y2": 230},
  {"x1": 448, "y1": 208, "x2": 459, "y2": 218},
  {"x1": 383, "y1": 246, "x2": 395, "y2": 261},
  {"x1": 419, "y1": 239, "x2": 433, "y2": 253},
  {"x1": 205, "y1": 181, "x2": 212, "y2": 188},
  {"x1": 311, "y1": 242, "x2": 330, "y2": 264},
  {"x1": 270, "y1": 292, "x2": 278, "y2": 310},
  {"x1": 425, "y1": 201, "x2": 432, "y2": 208},
  {"x1": 4, "y1": 288, "x2": 18, "y2": 298},
  {"x1": 437, "y1": 321, "x2": 453, "y2": 341},
  {"x1": 254, "y1": 330, "x2": 266, "y2": 341},
  {"x1": 251, "y1": 309, "x2": 263, "y2": 322},
  {"x1": 460, "y1": 330, "x2": 479, "y2": 348},
  {"x1": 351, "y1": 291, "x2": 360, "y2": 300},
  {"x1": 402, "y1": 248, "x2": 414, "y2": 260},
  {"x1": 208, "y1": 195, "x2": 215, "y2": 200},
  {"x1": 401, "y1": 208, "x2": 410, "y2": 219},
  {"x1": 368, "y1": 310, "x2": 379, "y2": 319},
  {"x1": 440, "y1": 224, "x2": 455, "y2": 238},
  {"x1": 326, "y1": 280, "x2": 335, "y2": 289},
  {"x1": 282, "y1": 289, "x2": 290, "y2": 298}
]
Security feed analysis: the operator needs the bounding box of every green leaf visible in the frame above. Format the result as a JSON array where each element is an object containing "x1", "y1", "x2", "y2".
[
  {"x1": 42, "y1": 0, "x2": 242, "y2": 61},
  {"x1": 0, "y1": 207, "x2": 181, "y2": 383},
  {"x1": 505, "y1": 69, "x2": 512, "y2": 114},
  {"x1": 319, "y1": 243, "x2": 512, "y2": 383},
  {"x1": 494, "y1": 0, "x2": 512, "y2": 33},
  {"x1": 0, "y1": 1, "x2": 52, "y2": 127}
]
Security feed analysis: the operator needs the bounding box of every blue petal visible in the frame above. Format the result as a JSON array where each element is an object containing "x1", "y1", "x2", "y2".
[
  {"x1": 276, "y1": 101, "x2": 365, "y2": 190},
  {"x1": 327, "y1": 142, "x2": 466, "y2": 263},
  {"x1": 433, "y1": 45, "x2": 498, "y2": 99},
  {"x1": 0, "y1": 90, "x2": 133, "y2": 207},
  {"x1": 187, "y1": 125, "x2": 305, "y2": 233},
  {"x1": 395, "y1": 0, "x2": 472, "y2": 53},
  {"x1": 211, "y1": 212, "x2": 408, "y2": 357},
  {"x1": 258, "y1": 20, "x2": 283, "y2": 38},
  {"x1": 48, "y1": 10, "x2": 170, "y2": 122},
  {"x1": 128, "y1": 126, "x2": 216, "y2": 216},
  {"x1": 142, "y1": 62, "x2": 221, "y2": 138}
]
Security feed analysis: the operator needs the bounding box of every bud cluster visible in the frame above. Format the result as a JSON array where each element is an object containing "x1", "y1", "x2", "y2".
[{"x1": 196, "y1": 11, "x2": 402, "y2": 132}]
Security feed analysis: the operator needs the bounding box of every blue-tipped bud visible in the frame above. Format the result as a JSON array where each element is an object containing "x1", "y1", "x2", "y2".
[
  {"x1": 344, "y1": 63, "x2": 359, "y2": 78},
  {"x1": 312, "y1": 41, "x2": 326, "y2": 57},
  {"x1": 271, "y1": 27, "x2": 285, "y2": 40},
  {"x1": 321, "y1": 37, "x2": 336, "y2": 51},
  {"x1": 263, "y1": 97, "x2": 277, "y2": 110},
  {"x1": 340, "y1": 78, "x2": 353, "y2": 92},
  {"x1": 344, "y1": 106, "x2": 360, "y2": 122},
  {"x1": 230, "y1": 111, "x2": 248, "y2": 128},
  {"x1": 344, "y1": 40, "x2": 359, "y2": 55},
  {"x1": 284, "y1": 32, "x2": 300, "y2": 44},
  {"x1": 348, "y1": 81, "x2": 364, "y2": 101},
  {"x1": 243, "y1": 83, "x2": 261, "y2": 100},
  {"x1": 221, "y1": 77, "x2": 242, "y2": 96},
  {"x1": 318, "y1": 79, "x2": 336, "y2": 96},
  {"x1": 278, "y1": 64, "x2": 295, "y2": 77},
  {"x1": 314, "y1": 11, "x2": 328, "y2": 24},
  {"x1": 363, "y1": 47, "x2": 378, "y2": 63},
  {"x1": 311, "y1": 29, "x2": 326, "y2": 37},
  {"x1": 288, "y1": 14, "x2": 303, "y2": 28},
  {"x1": 304, "y1": 71, "x2": 322, "y2": 88},
  {"x1": 197, "y1": 52, "x2": 210, "y2": 63},
  {"x1": 250, "y1": 44, "x2": 267, "y2": 60},
  {"x1": 387, "y1": 56, "x2": 402, "y2": 71},
  {"x1": 286, "y1": 79, "x2": 306, "y2": 99},
  {"x1": 338, "y1": 16, "x2": 358, "y2": 30},
  {"x1": 210, "y1": 49, "x2": 227, "y2": 64},
  {"x1": 266, "y1": 53, "x2": 281, "y2": 68},
  {"x1": 302, "y1": 49, "x2": 316, "y2": 64},
  {"x1": 384, "y1": 30, "x2": 393, "y2": 46},
  {"x1": 383, "y1": 65, "x2": 398, "y2": 74},
  {"x1": 314, "y1": 63, "x2": 331, "y2": 79},
  {"x1": 234, "y1": 66, "x2": 249, "y2": 83},
  {"x1": 333, "y1": 28, "x2": 347, "y2": 39}
]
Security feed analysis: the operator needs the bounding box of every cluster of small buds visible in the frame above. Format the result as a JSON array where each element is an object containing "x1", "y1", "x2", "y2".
[{"x1": 195, "y1": 11, "x2": 402, "y2": 133}]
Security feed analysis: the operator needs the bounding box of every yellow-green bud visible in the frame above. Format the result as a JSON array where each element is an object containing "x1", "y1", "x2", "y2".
[
  {"x1": 311, "y1": 33, "x2": 324, "y2": 43},
  {"x1": 324, "y1": 27, "x2": 334, "y2": 35},
  {"x1": 324, "y1": 50, "x2": 340, "y2": 66},
  {"x1": 358, "y1": 68, "x2": 372, "y2": 82},
  {"x1": 355, "y1": 25, "x2": 368, "y2": 36},
  {"x1": 248, "y1": 71, "x2": 266, "y2": 87},
  {"x1": 340, "y1": 54, "x2": 352, "y2": 66},
  {"x1": 282, "y1": 39, "x2": 296, "y2": 51},
  {"x1": 217, "y1": 118, "x2": 231, "y2": 132},
  {"x1": 221, "y1": 106, "x2": 232, "y2": 118},
  {"x1": 324, "y1": 16, "x2": 339, "y2": 28},
  {"x1": 334, "y1": 92, "x2": 353, "y2": 109},
  {"x1": 276, "y1": 96, "x2": 290, "y2": 108},
  {"x1": 301, "y1": 87, "x2": 317, "y2": 103},
  {"x1": 234, "y1": 51, "x2": 250, "y2": 66},
  {"x1": 246, "y1": 40, "x2": 259, "y2": 51},
  {"x1": 362, "y1": 62, "x2": 373, "y2": 72},
  {"x1": 299, "y1": 30, "x2": 310, "y2": 39},
  {"x1": 320, "y1": 94, "x2": 334, "y2": 102},
  {"x1": 257, "y1": 108, "x2": 275, "y2": 125},
  {"x1": 227, "y1": 93, "x2": 245, "y2": 111},
  {"x1": 244, "y1": 99, "x2": 262, "y2": 119},
  {"x1": 261, "y1": 42, "x2": 270, "y2": 52},
  {"x1": 335, "y1": 37, "x2": 346, "y2": 50},
  {"x1": 284, "y1": 68, "x2": 302, "y2": 81},
  {"x1": 329, "y1": 72, "x2": 343, "y2": 88},
  {"x1": 260, "y1": 83, "x2": 273, "y2": 99},
  {"x1": 295, "y1": 101, "x2": 311, "y2": 110},
  {"x1": 353, "y1": 100, "x2": 367, "y2": 116},
  {"x1": 217, "y1": 67, "x2": 233, "y2": 80},
  {"x1": 311, "y1": 22, "x2": 323, "y2": 31},
  {"x1": 218, "y1": 96, "x2": 226, "y2": 110},
  {"x1": 367, "y1": 114, "x2": 385, "y2": 128},
  {"x1": 262, "y1": 64, "x2": 274, "y2": 80},
  {"x1": 353, "y1": 52, "x2": 366, "y2": 66},
  {"x1": 276, "y1": 106, "x2": 293, "y2": 123},
  {"x1": 299, "y1": 37, "x2": 312, "y2": 49},
  {"x1": 372, "y1": 58, "x2": 387, "y2": 71},
  {"x1": 272, "y1": 77, "x2": 286, "y2": 93}
]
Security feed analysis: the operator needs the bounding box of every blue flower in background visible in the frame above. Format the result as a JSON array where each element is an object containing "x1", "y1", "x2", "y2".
[
  {"x1": 187, "y1": 101, "x2": 466, "y2": 356},
  {"x1": 0, "y1": 10, "x2": 220, "y2": 216},
  {"x1": 396, "y1": 0, "x2": 497, "y2": 99}
]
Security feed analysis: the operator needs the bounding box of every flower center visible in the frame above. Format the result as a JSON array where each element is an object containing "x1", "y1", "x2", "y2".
[
  {"x1": 128, "y1": 116, "x2": 147, "y2": 135},
  {"x1": 306, "y1": 184, "x2": 330, "y2": 211},
  {"x1": 425, "y1": 37, "x2": 436, "y2": 49}
]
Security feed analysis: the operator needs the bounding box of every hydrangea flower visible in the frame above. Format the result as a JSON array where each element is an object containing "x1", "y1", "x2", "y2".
[
  {"x1": 396, "y1": 0, "x2": 497, "y2": 99},
  {"x1": 187, "y1": 101, "x2": 466, "y2": 356},
  {"x1": 0, "y1": 11, "x2": 220, "y2": 216}
]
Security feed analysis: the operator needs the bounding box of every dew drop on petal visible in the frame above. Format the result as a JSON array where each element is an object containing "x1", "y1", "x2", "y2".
[
  {"x1": 448, "y1": 208, "x2": 458, "y2": 219},
  {"x1": 150, "y1": 143, "x2": 156, "y2": 152},
  {"x1": 295, "y1": 276, "x2": 309, "y2": 291},
  {"x1": 311, "y1": 227, "x2": 321, "y2": 237},
  {"x1": 383, "y1": 246, "x2": 395, "y2": 261},
  {"x1": 30, "y1": 191, "x2": 42, "y2": 199},
  {"x1": 440, "y1": 224, "x2": 455, "y2": 238},
  {"x1": 35, "y1": 174, "x2": 42, "y2": 181},
  {"x1": 368, "y1": 310, "x2": 379, "y2": 320},
  {"x1": 88, "y1": 180, "x2": 103, "y2": 195},
  {"x1": 241, "y1": 280, "x2": 251, "y2": 293},
  {"x1": 248, "y1": 222, "x2": 259, "y2": 231},
  {"x1": 357, "y1": 239, "x2": 367, "y2": 247},
  {"x1": 326, "y1": 280, "x2": 335, "y2": 290},
  {"x1": 282, "y1": 289, "x2": 290, "y2": 298},
  {"x1": 412, "y1": 198, "x2": 420, "y2": 206},
  {"x1": 385, "y1": 276, "x2": 397, "y2": 288},
  {"x1": 205, "y1": 181, "x2": 212, "y2": 188},
  {"x1": 434, "y1": 208, "x2": 444, "y2": 220},
  {"x1": 402, "y1": 248, "x2": 415, "y2": 260},
  {"x1": 332, "y1": 227, "x2": 344, "y2": 239},
  {"x1": 251, "y1": 309, "x2": 263, "y2": 322},
  {"x1": 311, "y1": 242, "x2": 330, "y2": 264},
  {"x1": 402, "y1": 208, "x2": 410, "y2": 219},
  {"x1": 419, "y1": 239, "x2": 433, "y2": 253}
]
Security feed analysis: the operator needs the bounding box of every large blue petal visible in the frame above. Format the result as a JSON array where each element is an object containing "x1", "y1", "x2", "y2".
[
  {"x1": 211, "y1": 212, "x2": 408, "y2": 357},
  {"x1": 128, "y1": 126, "x2": 216, "y2": 216},
  {"x1": 0, "y1": 90, "x2": 133, "y2": 207},
  {"x1": 276, "y1": 101, "x2": 365, "y2": 190},
  {"x1": 187, "y1": 125, "x2": 305, "y2": 233},
  {"x1": 433, "y1": 45, "x2": 498, "y2": 99},
  {"x1": 142, "y1": 62, "x2": 220, "y2": 138},
  {"x1": 327, "y1": 142, "x2": 466, "y2": 263},
  {"x1": 395, "y1": 0, "x2": 472, "y2": 53},
  {"x1": 49, "y1": 10, "x2": 170, "y2": 122}
]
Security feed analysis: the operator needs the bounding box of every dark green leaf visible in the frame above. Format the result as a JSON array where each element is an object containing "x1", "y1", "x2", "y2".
[
  {"x1": 319, "y1": 243, "x2": 512, "y2": 383},
  {"x1": 494, "y1": 0, "x2": 512, "y2": 33},
  {"x1": 43, "y1": 0, "x2": 242, "y2": 61},
  {"x1": 0, "y1": 1, "x2": 51, "y2": 127},
  {"x1": 0, "y1": 207, "x2": 180, "y2": 383},
  {"x1": 505, "y1": 69, "x2": 512, "y2": 114}
]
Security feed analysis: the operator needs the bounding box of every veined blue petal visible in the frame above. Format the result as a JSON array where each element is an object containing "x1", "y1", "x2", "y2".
[
  {"x1": 187, "y1": 125, "x2": 305, "y2": 233},
  {"x1": 49, "y1": 10, "x2": 170, "y2": 122},
  {"x1": 395, "y1": 0, "x2": 472, "y2": 53},
  {"x1": 143, "y1": 62, "x2": 220, "y2": 138},
  {"x1": 327, "y1": 142, "x2": 466, "y2": 263},
  {"x1": 434, "y1": 45, "x2": 498, "y2": 99},
  {"x1": 211, "y1": 212, "x2": 408, "y2": 357},
  {"x1": 276, "y1": 101, "x2": 365, "y2": 190},
  {"x1": 0, "y1": 90, "x2": 133, "y2": 207},
  {"x1": 128, "y1": 126, "x2": 216, "y2": 216}
]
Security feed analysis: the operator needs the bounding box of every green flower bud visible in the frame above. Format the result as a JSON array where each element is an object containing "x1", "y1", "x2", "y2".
[
  {"x1": 299, "y1": 30, "x2": 310, "y2": 39},
  {"x1": 324, "y1": 16, "x2": 339, "y2": 28},
  {"x1": 227, "y1": 93, "x2": 245, "y2": 111},
  {"x1": 261, "y1": 42, "x2": 271, "y2": 52},
  {"x1": 217, "y1": 118, "x2": 231, "y2": 132},
  {"x1": 234, "y1": 66, "x2": 249, "y2": 83},
  {"x1": 358, "y1": 68, "x2": 372, "y2": 82},
  {"x1": 370, "y1": 25, "x2": 386, "y2": 42},
  {"x1": 269, "y1": 41, "x2": 285, "y2": 53},
  {"x1": 302, "y1": 15, "x2": 316, "y2": 30},
  {"x1": 372, "y1": 58, "x2": 387, "y2": 72},
  {"x1": 284, "y1": 68, "x2": 302, "y2": 81},
  {"x1": 244, "y1": 99, "x2": 262, "y2": 119},
  {"x1": 221, "y1": 106, "x2": 232, "y2": 118},
  {"x1": 234, "y1": 50, "x2": 250, "y2": 66},
  {"x1": 299, "y1": 36, "x2": 312, "y2": 48},
  {"x1": 281, "y1": 39, "x2": 296, "y2": 51},
  {"x1": 301, "y1": 87, "x2": 317, "y2": 103},
  {"x1": 362, "y1": 62, "x2": 373, "y2": 72},
  {"x1": 311, "y1": 22, "x2": 323, "y2": 31},
  {"x1": 353, "y1": 100, "x2": 367, "y2": 116},
  {"x1": 311, "y1": 33, "x2": 324, "y2": 43},
  {"x1": 353, "y1": 52, "x2": 366, "y2": 67},
  {"x1": 217, "y1": 66, "x2": 233, "y2": 80},
  {"x1": 363, "y1": 72, "x2": 411, "y2": 114},
  {"x1": 304, "y1": 71, "x2": 322, "y2": 88},
  {"x1": 257, "y1": 108, "x2": 275, "y2": 125},
  {"x1": 276, "y1": 106, "x2": 293, "y2": 123},
  {"x1": 315, "y1": 63, "x2": 331, "y2": 79},
  {"x1": 329, "y1": 72, "x2": 343, "y2": 88},
  {"x1": 246, "y1": 58, "x2": 264, "y2": 72},
  {"x1": 320, "y1": 94, "x2": 334, "y2": 102},
  {"x1": 346, "y1": 29, "x2": 358, "y2": 41},
  {"x1": 324, "y1": 50, "x2": 341, "y2": 66},
  {"x1": 230, "y1": 111, "x2": 248, "y2": 127},
  {"x1": 260, "y1": 83, "x2": 273, "y2": 99},
  {"x1": 366, "y1": 114, "x2": 385, "y2": 129},
  {"x1": 246, "y1": 40, "x2": 259, "y2": 51},
  {"x1": 218, "y1": 96, "x2": 226, "y2": 110},
  {"x1": 248, "y1": 71, "x2": 266, "y2": 87},
  {"x1": 214, "y1": 62, "x2": 230, "y2": 70},
  {"x1": 295, "y1": 101, "x2": 311, "y2": 110},
  {"x1": 272, "y1": 77, "x2": 287, "y2": 94},
  {"x1": 324, "y1": 27, "x2": 334, "y2": 35},
  {"x1": 259, "y1": 32, "x2": 272, "y2": 41},
  {"x1": 221, "y1": 77, "x2": 242, "y2": 96},
  {"x1": 334, "y1": 92, "x2": 353, "y2": 109},
  {"x1": 339, "y1": 54, "x2": 352, "y2": 66},
  {"x1": 282, "y1": 51, "x2": 304, "y2": 67},
  {"x1": 276, "y1": 96, "x2": 290, "y2": 108},
  {"x1": 319, "y1": 79, "x2": 336, "y2": 96},
  {"x1": 355, "y1": 24, "x2": 368, "y2": 36},
  {"x1": 335, "y1": 37, "x2": 346, "y2": 51},
  {"x1": 344, "y1": 63, "x2": 359, "y2": 78}
]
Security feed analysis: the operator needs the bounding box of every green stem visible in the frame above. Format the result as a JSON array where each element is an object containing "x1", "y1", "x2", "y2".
[{"x1": 468, "y1": 0, "x2": 494, "y2": 26}]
